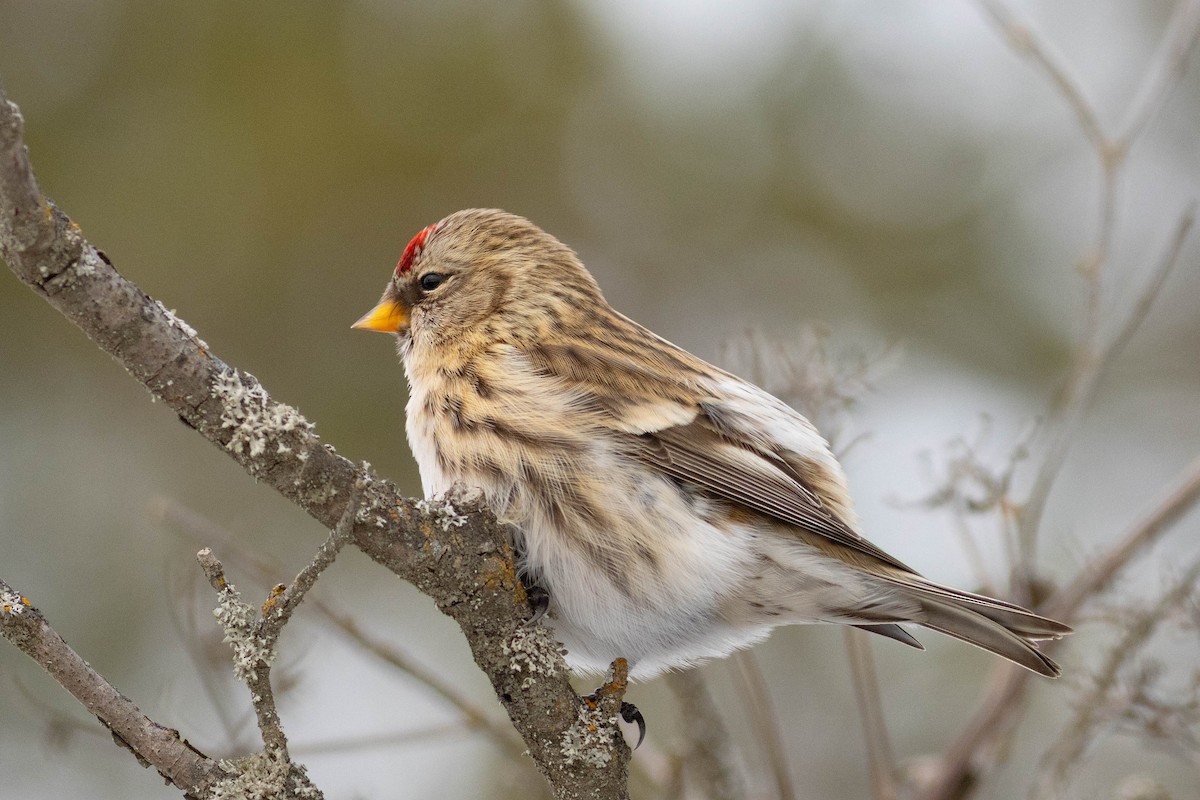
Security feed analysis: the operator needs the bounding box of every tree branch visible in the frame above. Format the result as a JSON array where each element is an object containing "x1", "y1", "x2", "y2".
[
  {"x1": 156, "y1": 498, "x2": 530, "y2": 763},
  {"x1": 0, "y1": 576, "x2": 227, "y2": 796},
  {"x1": 0, "y1": 83, "x2": 630, "y2": 799}
]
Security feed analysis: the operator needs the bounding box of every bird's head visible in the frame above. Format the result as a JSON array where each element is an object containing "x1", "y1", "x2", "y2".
[{"x1": 353, "y1": 208, "x2": 602, "y2": 347}]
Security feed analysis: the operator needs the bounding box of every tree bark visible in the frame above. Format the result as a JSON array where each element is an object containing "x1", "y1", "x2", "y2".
[{"x1": 0, "y1": 84, "x2": 630, "y2": 800}]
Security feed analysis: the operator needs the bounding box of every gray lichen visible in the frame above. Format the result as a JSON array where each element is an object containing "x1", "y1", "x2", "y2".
[
  {"x1": 211, "y1": 749, "x2": 321, "y2": 800},
  {"x1": 211, "y1": 368, "x2": 314, "y2": 459},
  {"x1": 559, "y1": 702, "x2": 615, "y2": 768},
  {"x1": 503, "y1": 623, "x2": 562, "y2": 689},
  {"x1": 211, "y1": 581, "x2": 274, "y2": 681}
]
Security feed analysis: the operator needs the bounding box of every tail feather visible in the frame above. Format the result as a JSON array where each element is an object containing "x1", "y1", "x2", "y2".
[
  {"x1": 853, "y1": 623, "x2": 925, "y2": 650},
  {"x1": 900, "y1": 580, "x2": 1072, "y2": 641},
  {"x1": 850, "y1": 576, "x2": 1070, "y2": 677},
  {"x1": 917, "y1": 596, "x2": 1062, "y2": 677}
]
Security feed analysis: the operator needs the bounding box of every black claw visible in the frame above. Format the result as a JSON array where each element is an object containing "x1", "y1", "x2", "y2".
[
  {"x1": 620, "y1": 701, "x2": 646, "y2": 749},
  {"x1": 524, "y1": 584, "x2": 550, "y2": 625}
]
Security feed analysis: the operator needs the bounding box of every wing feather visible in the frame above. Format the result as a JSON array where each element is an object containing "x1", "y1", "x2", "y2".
[
  {"x1": 634, "y1": 419, "x2": 915, "y2": 572},
  {"x1": 522, "y1": 328, "x2": 915, "y2": 572}
]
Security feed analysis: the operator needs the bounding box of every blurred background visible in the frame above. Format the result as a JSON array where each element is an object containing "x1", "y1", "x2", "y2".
[{"x1": 2, "y1": 1, "x2": 1198, "y2": 798}]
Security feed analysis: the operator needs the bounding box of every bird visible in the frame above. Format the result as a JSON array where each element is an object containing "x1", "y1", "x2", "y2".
[{"x1": 353, "y1": 208, "x2": 1070, "y2": 681}]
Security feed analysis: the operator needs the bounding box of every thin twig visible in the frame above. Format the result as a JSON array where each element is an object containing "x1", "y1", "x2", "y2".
[
  {"x1": 844, "y1": 629, "x2": 897, "y2": 800},
  {"x1": 196, "y1": 548, "x2": 293, "y2": 758},
  {"x1": 262, "y1": 477, "x2": 363, "y2": 637},
  {"x1": 1100, "y1": 205, "x2": 1197, "y2": 369},
  {"x1": 731, "y1": 651, "x2": 797, "y2": 800},
  {"x1": 195, "y1": 480, "x2": 362, "y2": 757},
  {"x1": 980, "y1": 0, "x2": 1108, "y2": 573},
  {"x1": 1047, "y1": 455, "x2": 1200, "y2": 623},
  {"x1": 1018, "y1": 203, "x2": 1197, "y2": 575},
  {"x1": 1030, "y1": 557, "x2": 1200, "y2": 800},
  {"x1": 949, "y1": 501, "x2": 996, "y2": 597},
  {"x1": 978, "y1": 0, "x2": 1200, "y2": 583},
  {"x1": 977, "y1": 0, "x2": 1106, "y2": 153},
  {"x1": 919, "y1": 455, "x2": 1200, "y2": 800},
  {"x1": 1115, "y1": 0, "x2": 1200, "y2": 152},
  {"x1": 290, "y1": 721, "x2": 475, "y2": 756},
  {"x1": 166, "y1": 560, "x2": 255, "y2": 745},
  {"x1": 157, "y1": 497, "x2": 527, "y2": 761}
]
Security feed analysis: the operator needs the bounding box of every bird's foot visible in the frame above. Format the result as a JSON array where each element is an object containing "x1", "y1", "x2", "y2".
[
  {"x1": 523, "y1": 584, "x2": 550, "y2": 626},
  {"x1": 581, "y1": 657, "x2": 645, "y2": 749},
  {"x1": 620, "y1": 701, "x2": 646, "y2": 750}
]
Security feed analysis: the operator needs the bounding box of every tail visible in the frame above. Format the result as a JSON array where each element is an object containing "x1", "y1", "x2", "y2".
[{"x1": 867, "y1": 578, "x2": 1072, "y2": 677}]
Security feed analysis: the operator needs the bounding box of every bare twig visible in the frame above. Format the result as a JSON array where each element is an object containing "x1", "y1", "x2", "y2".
[
  {"x1": 919, "y1": 455, "x2": 1200, "y2": 800},
  {"x1": 0, "y1": 576, "x2": 226, "y2": 795},
  {"x1": 196, "y1": 548, "x2": 293, "y2": 758},
  {"x1": 195, "y1": 544, "x2": 329, "y2": 798},
  {"x1": 1018, "y1": 204, "x2": 1196, "y2": 579},
  {"x1": 1115, "y1": 0, "x2": 1200, "y2": 152},
  {"x1": 157, "y1": 497, "x2": 528, "y2": 761},
  {"x1": 290, "y1": 721, "x2": 476, "y2": 756},
  {"x1": 1100, "y1": 205, "x2": 1197, "y2": 370},
  {"x1": 266, "y1": 476, "x2": 362, "y2": 630},
  {"x1": 979, "y1": 0, "x2": 1200, "y2": 584},
  {"x1": 844, "y1": 629, "x2": 897, "y2": 800},
  {"x1": 918, "y1": 7, "x2": 1200, "y2": 796},
  {"x1": 1030, "y1": 558, "x2": 1200, "y2": 800},
  {"x1": 731, "y1": 651, "x2": 797, "y2": 800},
  {"x1": 977, "y1": 0, "x2": 1106, "y2": 154},
  {"x1": 907, "y1": 419, "x2": 1035, "y2": 597},
  {"x1": 193, "y1": 484, "x2": 358, "y2": 765},
  {"x1": 1047, "y1": 455, "x2": 1200, "y2": 623},
  {"x1": 166, "y1": 560, "x2": 256, "y2": 747}
]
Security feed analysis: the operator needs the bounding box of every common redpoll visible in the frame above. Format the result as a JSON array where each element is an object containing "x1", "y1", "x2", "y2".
[{"x1": 354, "y1": 208, "x2": 1070, "y2": 679}]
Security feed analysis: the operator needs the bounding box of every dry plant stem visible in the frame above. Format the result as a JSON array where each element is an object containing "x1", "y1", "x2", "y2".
[
  {"x1": 1099, "y1": 206, "x2": 1196, "y2": 373},
  {"x1": 920, "y1": 456, "x2": 1200, "y2": 800},
  {"x1": 0, "y1": 576, "x2": 226, "y2": 795},
  {"x1": 1030, "y1": 557, "x2": 1200, "y2": 800},
  {"x1": 843, "y1": 629, "x2": 897, "y2": 800},
  {"x1": 731, "y1": 651, "x2": 797, "y2": 800},
  {"x1": 952, "y1": 498, "x2": 997, "y2": 598},
  {"x1": 1018, "y1": 203, "x2": 1196, "y2": 580},
  {"x1": 0, "y1": 86, "x2": 630, "y2": 800},
  {"x1": 1047, "y1": 455, "x2": 1200, "y2": 623},
  {"x1": 979, "y1": 0, "x2": 1200, "y2": 577},
  {"x1": 1115, "y1": 0, "x2": 1200, "y2": 149},
  {"x1": 977, "y1": 0, "x2": 1105, "y2": 152},
  {"x1": 665, "y1": 670, "x2": 743, "y2": 800},
  {"x1": 163, "y1": 504, "x2": 548, "y2": 788}
]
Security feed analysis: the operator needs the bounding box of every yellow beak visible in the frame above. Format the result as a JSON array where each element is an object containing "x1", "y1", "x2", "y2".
[{"x1": 351, "y1": 297, "x2": 407, "y2": 333}]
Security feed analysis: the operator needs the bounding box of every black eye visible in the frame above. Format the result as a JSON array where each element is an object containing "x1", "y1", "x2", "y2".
[{"x1": 419, "y1": 272, "x2": 446, "y2": 291}]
